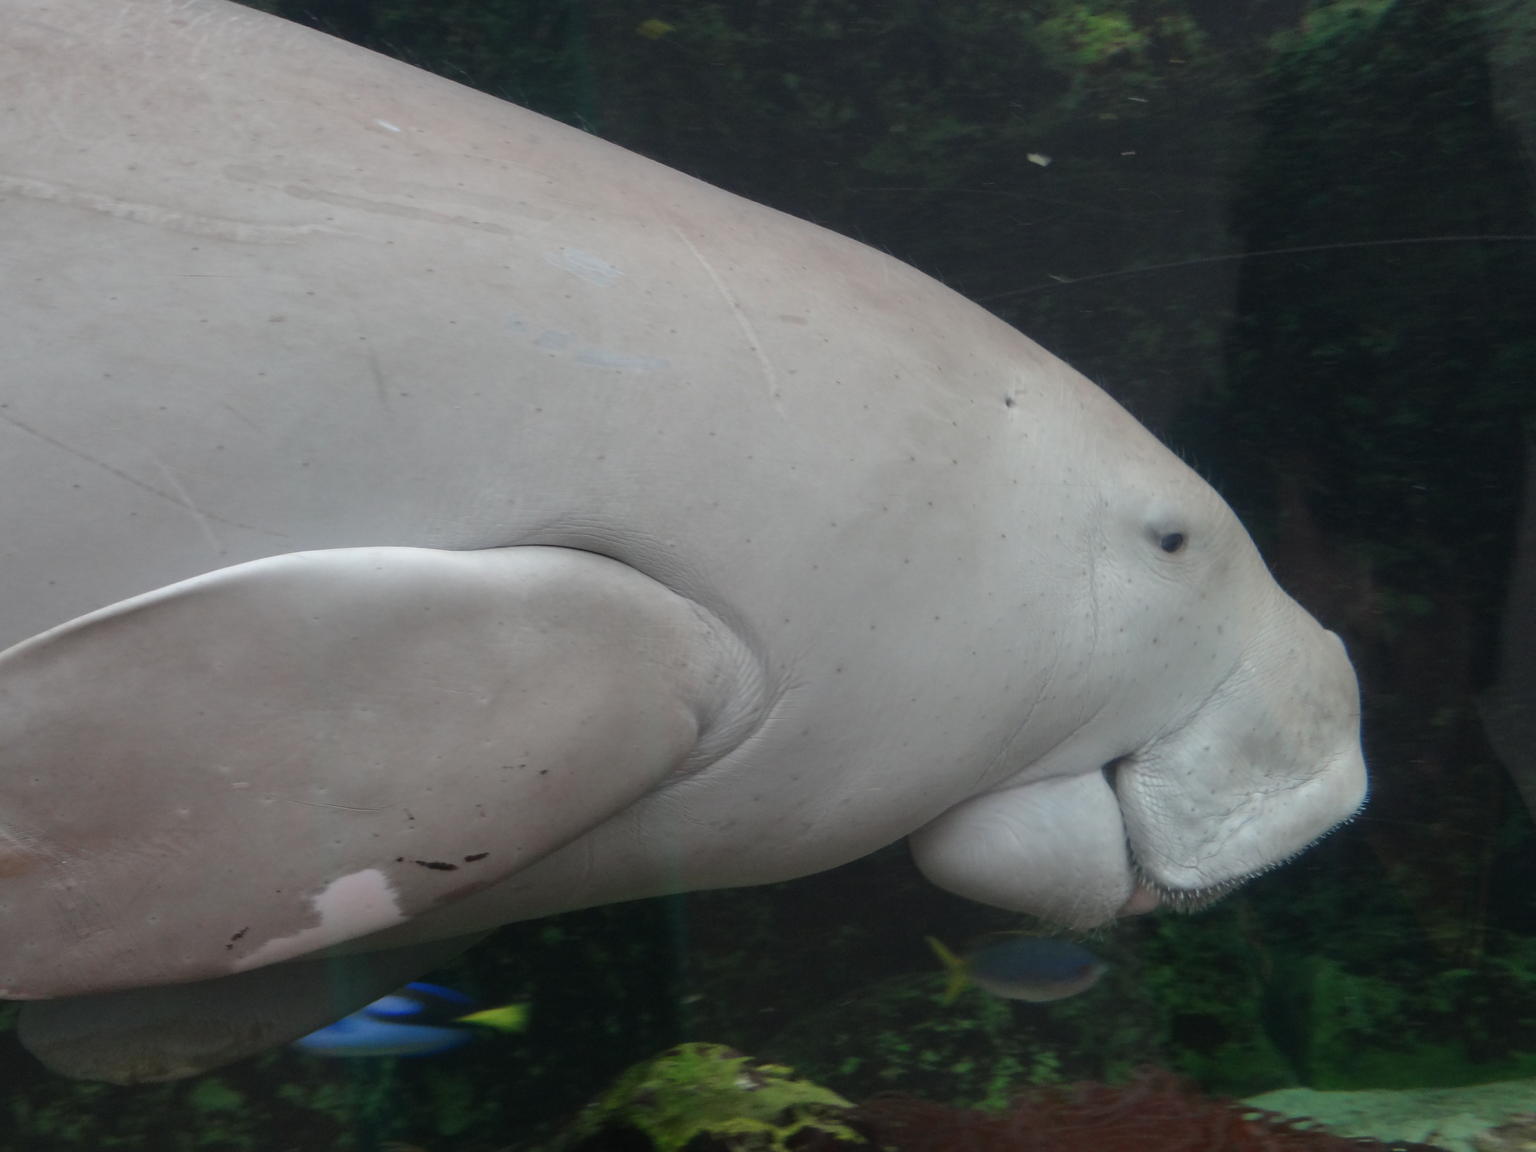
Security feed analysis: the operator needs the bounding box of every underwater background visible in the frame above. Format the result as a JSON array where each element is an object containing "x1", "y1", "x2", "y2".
[{"x1": 4, "y1": 0, "x2": 1536, "y2": 1148}]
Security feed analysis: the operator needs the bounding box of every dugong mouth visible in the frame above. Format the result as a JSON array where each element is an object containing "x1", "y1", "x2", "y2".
[
  {"x1": 1122, "y1": 815, "x2": 1358, "y2": 913},
  {"x1": 1107, "y1": 743, "x2": 1368, "y2": 917},
  {"x1": 909, "y1": 734, "x2": 1366, "y2": 932},
  {"x1": 1123, "y1": 867, "x2": 1241, "y2": 915},
  {"x1": 1104, "y1": 752, "x2": 1245, "y2": 914},
  {"x1": 1125, "y1": 824, "x2": 1345, "y2": 914}
]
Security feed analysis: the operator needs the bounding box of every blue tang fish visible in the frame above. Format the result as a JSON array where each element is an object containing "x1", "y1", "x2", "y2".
[
  {"x1": 927, "y1": 934, "x2": 1106, "y2": 1003},
  {"x1": 292, "y1": 982, "x2": 529, "y2": 1058}
]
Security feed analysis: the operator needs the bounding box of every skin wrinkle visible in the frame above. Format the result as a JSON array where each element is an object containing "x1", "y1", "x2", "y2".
[
  {"x1": 1085, "y1": 511, "x2": 1104, "y2": 662},
  {"x1": 1137, "y1": 644, "x2": 1250, "y2": 758},
  {"x1": 975, "y1": 675, "x2": 1049, "y2": 797},
  {"x1": 660, "y1": 658, "x2": 801, "y2": 793},
  {"x1": 977, "y1": 568, "x2": 1104, "y2": 794}
]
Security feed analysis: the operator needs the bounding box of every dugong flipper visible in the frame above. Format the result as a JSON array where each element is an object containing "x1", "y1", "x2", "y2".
[
  {"x1": 3, "y1": 0, "x2": 1366, "y2": 1082},
  {"x1": 18, "y1": 935, "x2": 485, "y2": 1083},
  {"x1": 1, "y1": 546, "x2": 758, "y2": 996}
]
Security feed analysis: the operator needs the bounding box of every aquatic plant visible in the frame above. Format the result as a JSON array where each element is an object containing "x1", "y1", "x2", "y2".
[
  {"x1": 851, "y1": 1067, "x2": 1448, "y2": 1152},
  {"x1": 562, "y1": 1042, "x2": 870, "y2": 1152},
  {"x1": 552, "y1": 1045, "x2": 1457, "y2": 1152}
]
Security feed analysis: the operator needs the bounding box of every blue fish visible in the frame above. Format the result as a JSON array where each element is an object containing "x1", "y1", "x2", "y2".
[
  {"x1": 292, "y1": 982, "x2": 529, "y2": 1058},
  {"x1": 927, "y1": 934, "x2": 1106, "y2": 1003}
]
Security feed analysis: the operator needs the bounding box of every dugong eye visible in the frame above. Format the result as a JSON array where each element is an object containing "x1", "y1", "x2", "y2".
[{"x1": 1158, "y1": 531, "x2": 1187, "y2": 554}]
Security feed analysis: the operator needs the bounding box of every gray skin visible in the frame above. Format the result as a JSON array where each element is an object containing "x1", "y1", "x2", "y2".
[{"x1": 0, "y1": 0, "x2": 1366, "y2": 1082}]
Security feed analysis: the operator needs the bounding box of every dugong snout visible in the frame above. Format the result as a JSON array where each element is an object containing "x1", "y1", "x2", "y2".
[
  {"x1": 911, "y1": 597, "x2": 1366, "y2": 931},
  {"x1": 1116, "y1": 615, "x2": 1368, "y2": 900}
]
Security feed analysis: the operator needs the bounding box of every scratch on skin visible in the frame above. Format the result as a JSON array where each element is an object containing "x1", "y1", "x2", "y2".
[
  {"x1": 281, "y1": 182, "x2": 516, "y2": 237},
  {"x1": 341, "y1": 304, "x2": 392, "y2": 409},
  {"x1": 150, "y1": 454, "x2": 223, "y2": 557},
  {"x1": 0, "y1": 174, "x2": 345, "y2": 244},
  {"x1": 0, "y1": 407, "x2": 280, "y2": 535},
  {"x1": 270, "y1": 795, "x2": 395, "y2": 814},
  {"x1": 364, "y1": 342, "x2": 390, "y2": 409},
  {"x1": 672, "y1": 225, "x2": 784, "y2": 415}
]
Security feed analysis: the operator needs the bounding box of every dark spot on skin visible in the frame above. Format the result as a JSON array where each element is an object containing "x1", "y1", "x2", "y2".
[
  {"x1": 464, "y1": 852, "x2": 489, "y2": 863},
  {"x1": 225, "y1": 927, "x2": 249, "y2": 950},
  {"x1": 539, "y1": 768, "x2": 549, "y2": 776},
  {"x1": 414, "y1": 859, "x2": 458, "y2": 871}
]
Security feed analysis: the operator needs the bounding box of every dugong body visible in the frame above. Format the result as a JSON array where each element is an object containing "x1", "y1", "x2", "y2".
[{"x1": 2, "y1": 0, "x2": 1365, "y2": 1081}]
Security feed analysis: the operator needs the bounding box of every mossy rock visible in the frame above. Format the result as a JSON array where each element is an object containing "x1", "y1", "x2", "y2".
[{"x1": 560, "y1": 1042, "x2": 873, "y2": 1151}]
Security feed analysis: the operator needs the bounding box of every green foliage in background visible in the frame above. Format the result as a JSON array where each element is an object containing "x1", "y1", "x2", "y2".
[
  {"x1": 1193, "y1": 0, "x2": 1536, "y2": 571},
  {"x1": 560, "y1": 1043, "x2": 866, "y2": 1152}
]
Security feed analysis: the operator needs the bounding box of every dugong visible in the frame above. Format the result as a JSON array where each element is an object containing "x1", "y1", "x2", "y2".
[{"x1": 1, "y1": 0, "x2": 1366, "y2": 1082}]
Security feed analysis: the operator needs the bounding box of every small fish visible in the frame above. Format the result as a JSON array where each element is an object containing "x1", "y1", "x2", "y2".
[
  {"x1": 635, "y1": 18, "x2": 675, "y2": 39},
  {"x1": 926, "y1": 934, "x2": 1106, "y2": 1004},
  {"x1": 292, "y1": 982, "x2": 529, "y2": 1058}
]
